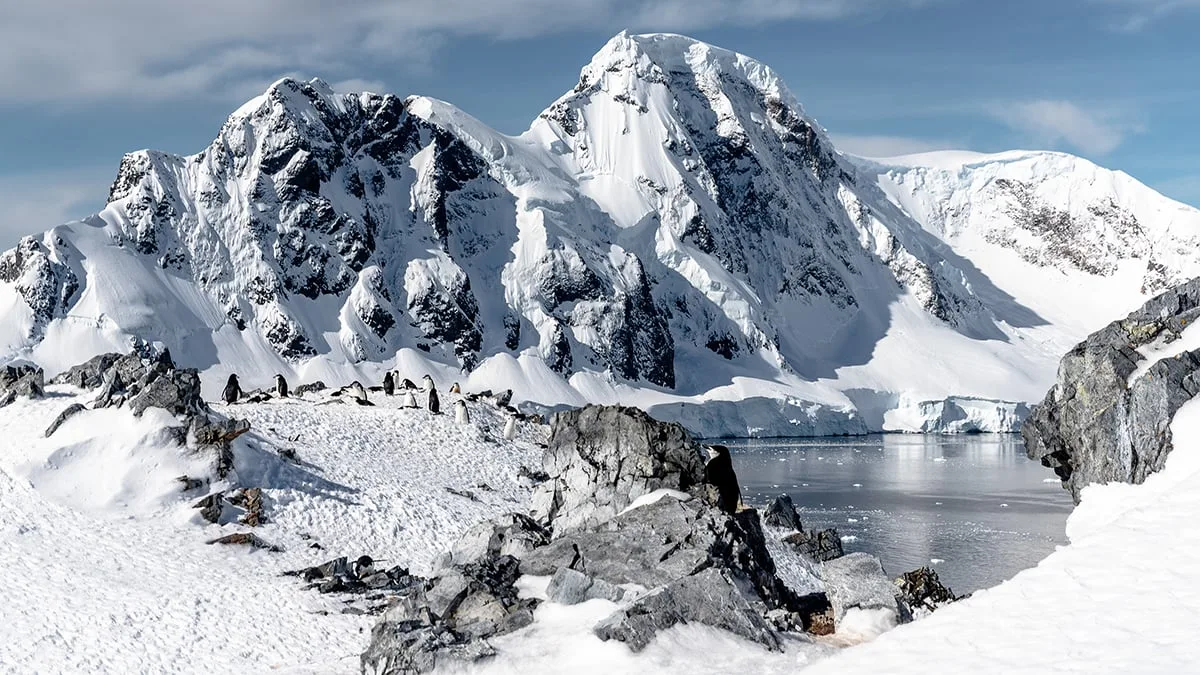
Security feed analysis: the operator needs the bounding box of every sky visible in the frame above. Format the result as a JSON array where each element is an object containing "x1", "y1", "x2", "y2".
[{"x1": 0, "y1": 0, "x2": 1197, "y2": 245}]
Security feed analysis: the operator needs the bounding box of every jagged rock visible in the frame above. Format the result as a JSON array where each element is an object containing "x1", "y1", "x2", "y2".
[
  {"x1": 820, "y1": 552, "x2": 908, "y2": 624},
  {"x1": 545, "y1": 567, "x2": 627, "y2": 605},
  {"x1": 192, "y1": 492, "x2": 226, "y2": 524},
  {"x1": 1023, "y1": 278, "x2": 1200, "y2": 502},
  {"x1": 593, "y1": 567, "x2": 780, "y2": 651},
  {"x1": 531, "y1": 405, "x2": 706, "y2": 535},
  {"x1": 228, "y1": 487, "x2": 265, "y2": 526},
  {"x1": 44, "y1": 403, "x2": 86, "y2": 437},
  {"x1": 176, "y1": 475, "x2": 205, "y2": 491},
  {"x1": 0, "y1": 362, "x2": 44, "y2": 408},
  {"x1": 126, "y1": 367, "x2": 205, "y2": 416},
  {"x1": 294, "y1": 381, "x2": 327, "y2": 397},
  {"x1": 783, "y1": 527, "x2": 844, "y2": 562},
  {"x1": 205, "y1": 532, "x2": 282, "y2": 552},
  {"x1": 51, "y1": 353, "x2": 122, "y2": 389},
  {"x1": 190, "y1": 415, "x2": 250, "y2": 478},
  {"x1": 895, "y1": 566, "x2": 960, "y2": 616},
  {"x1": 447, "y1": 513, "x2": 550, "y2": 568},
  {"x1": 763, "y1": 493, "x2": 803, "y2": 531}
]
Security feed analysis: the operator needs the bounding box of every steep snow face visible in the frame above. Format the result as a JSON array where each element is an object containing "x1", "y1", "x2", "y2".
[{"x1": 3, "y1": 35, "x2": 1199, "y2": 434}]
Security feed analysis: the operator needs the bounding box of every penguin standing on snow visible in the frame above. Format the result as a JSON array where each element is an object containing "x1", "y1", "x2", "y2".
[
  {"x1": 400, "y1": 378, "x2": 417, "y2": 391},
  {"x1": 382, "y1": 371, "x2": 395, "y2": 397},
  {"x1": 222, "y1": 374, "x2": 242, "y2": 404},
  {"x1": 450, "y1": 382, "x2": 461, "y2": 394},
  {"x1": 454, "y1": 399, "x2": 469, "y2": 424},
  {"x1": 423, "y1": 375, "x2": 441, "y2": 415},
  {"x1": 274, "y1": 374, "x2": 289, "y2": 398},
  {"x1": 502, "y1": 413, "x2": 517, "y2": 441},
  {"x1": 400, "y1": 390, "x2": 418, "y2": 408},
  {"x1": 704, "y1": 444, "x2": 742, "y2": 514}
]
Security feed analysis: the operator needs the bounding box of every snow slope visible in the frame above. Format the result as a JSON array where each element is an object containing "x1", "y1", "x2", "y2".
[
  {"x1": 0, "y1": 387, "x2": 543, "y2": 674},
  {"x1": 4, "y1": 34, "x2": 1200, "y2": 435}
]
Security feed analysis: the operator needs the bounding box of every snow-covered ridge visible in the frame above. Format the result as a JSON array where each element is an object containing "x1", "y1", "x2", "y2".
[{"x1": 3, "y1": 33, "x2": 1200, "y2": 435}]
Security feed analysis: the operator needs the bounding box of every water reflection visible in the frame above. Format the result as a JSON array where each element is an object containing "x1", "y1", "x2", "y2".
[{"x1": 724, "y1": 434, "x2": 1073, "y2": 594}]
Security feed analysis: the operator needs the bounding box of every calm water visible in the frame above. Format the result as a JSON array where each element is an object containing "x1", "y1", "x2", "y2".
[{"x1": 725, "y1": 434, "x2": 1073, "y2": 594}]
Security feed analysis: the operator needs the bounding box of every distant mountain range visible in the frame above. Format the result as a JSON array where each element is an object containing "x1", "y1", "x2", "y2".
[{"x1": 4, "y1": 32, "x2": 1199, "y2": 435}]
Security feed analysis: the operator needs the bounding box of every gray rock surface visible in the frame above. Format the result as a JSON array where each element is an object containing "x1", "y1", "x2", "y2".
[
  {"x1": 1022, "y1": 278, "x2": 1200, "y2": 502},
  {"x1": 44, "y1": 402, "x2": 86, "y2": 437},
  {"x1": 531, "y1": 405, "x2": 706, "y2": 535},
  {"x1": 545, "y1": 567, "x2": 628, "y2": 605},
  {"x1": 782, "y1": 527, "x2": 844, "y2": 562},
  {"x1": 0, "y1": 362, "x2": 44, "y2": 407},
  {"x1": 593, "y1": 567, "x2": 781, "y2": 651},
  {"x1": 820, "y1": 552, "x2": 907, "y2": 624},
  {"x1": 51, "y1": 353, "x2": 122, "y2": 389},
  {"x1": 895, "y1": 566, "x2": 960, "y2": 616}
]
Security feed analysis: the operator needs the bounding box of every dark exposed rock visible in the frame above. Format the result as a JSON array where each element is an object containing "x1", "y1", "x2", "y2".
[
  {"x1": 206, "y1": 532, "x2": 282, "y2": 552},
  {"x1": 763, "y1": 493, "x2": 803, "y2": 531},
  {"x1": 782, "y1": 527, "x2": 844, "y2": 562},
  {"x1": 192, "y1": 492, "x2": 226, "y2": 524},
  {"x1": 1022, "y1": 278, "x2": 1200, "y2": 502},
  {"x1": 228, "y1": 487, "x2": 265, "y2": 526},
  {"x1": 545, "y1": 567, "x2": 627, "y2": 605},
  {"x1": 0, "y1": 362, "x2": 44, "y2": 408},
  {"x1": 44, "y1": 402, "x2": 86, "y2": 437},
  {"x1": 895, "y1": 566, "x2": 961, "y2": 616},
  {"x1": 51, "y1": 353, "x2": 122, "y2": 389},
  {"x1": 446, "y1": 513, "x2": 550, "y2": 569}
]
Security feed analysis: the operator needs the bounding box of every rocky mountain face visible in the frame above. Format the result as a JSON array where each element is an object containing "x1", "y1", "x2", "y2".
[
  {"x1": 3, "y1": 33, "x2": 1199, "y2": 433},
  {"x1": 1023, "y1": 278, "x2": 1200, "y2": 503}
]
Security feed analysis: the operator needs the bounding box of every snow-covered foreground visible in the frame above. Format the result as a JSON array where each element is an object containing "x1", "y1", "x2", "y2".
[
  {"x1": 0, "y1": 387, "x2": 542, "y2": 674},
  {"x1": 804, "y1": 398, "x2": 1200, "y2": 674}
]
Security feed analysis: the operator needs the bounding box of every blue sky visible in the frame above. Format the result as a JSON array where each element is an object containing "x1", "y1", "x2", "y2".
[{"x1": 1, "y1": 0, "x2": 1197, "y2": 244}]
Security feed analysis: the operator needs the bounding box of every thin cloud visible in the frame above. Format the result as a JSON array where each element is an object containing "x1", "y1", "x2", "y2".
[
  {"x1": 1091, "y1": 0, "x2": 1200, "y2": 30},
  {"x1": 0, "y1": 1, "x2": 934, "y2": 104},
  {"x1": 0, "y1": 167, "x2": 113, "y2": 247},
  {"x1": 830, "y1": 133, "x2": 961, "y2": 158},
  {"x1": 992, "y1": 100, "x2": 1132, "y2": 155}
]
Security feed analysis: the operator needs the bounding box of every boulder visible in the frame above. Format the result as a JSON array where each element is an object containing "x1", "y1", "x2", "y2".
[
  {"x1": 895, "y1": 566, "x2": 960, "y2": 616},
  {"x1": 0, "y1": 362, "x2": 44, "y2": 407},
  {"x1": 44, "y1": 402, "x2": 86, "y2": 437},
  {"x1": 593, "y1": 567, "x2": 781, "y2": 651},
  {"x1": 531, "y1": 405, "x2": 707, "y2": 535},
  {"x1": 763, "y1": 493, "x2": 803, "y2": 531},
  {"x1": 205, "y1": 532, "x2": 282, "y2": 552},
  {"x1": 294, "y1": 381, "x2": 327, "y2": 397},
  {"x1": 820, "y1": 552, "x2": 907, "y2": 624},
  {"x1": 783, "y1": 527, "x2": 844, "y2": 562},
  {"x1": 545, "y1": 567, "x2": 627, "y2": 605},
  {"x1": 1023, "y1": 278, "x2": 1200, "y2": 502},
  {"x1": 448, "y1": 513, "x2": 549, "y2": 568},
  {"x1": 51, "y1": 353, "x2": 122, "y2": 389}
]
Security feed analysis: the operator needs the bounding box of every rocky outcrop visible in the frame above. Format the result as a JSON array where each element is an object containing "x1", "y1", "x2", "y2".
[
  {"x1": 820, "y1": 553, "x2": 908, "y2": 625},
  {"x1": 363, "y1": 405, "x2": 844, "y2": 673},
  {"x1": 1022, "y1": 278, "x2": 1200, "y2": 502},
  {"x1": 0, "y1": 362, "x2": 44, "y2": 407},
  {"x1": 895, "y1": 566, "x2": 960, "y2": 616}
]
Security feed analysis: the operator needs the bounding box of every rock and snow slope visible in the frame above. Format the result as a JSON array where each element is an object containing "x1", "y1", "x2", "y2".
[
  {"x1": 4, "y1": 33, "x2": 1200, "y2": 435},
  {"x1": 0, "y1": 386, "x2": 544, "y2": 673}
]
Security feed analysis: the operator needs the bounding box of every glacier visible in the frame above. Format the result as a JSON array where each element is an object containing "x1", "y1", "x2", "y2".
[{"x1": 3, "y1": 32, "x2": 1200, "y2": 436}]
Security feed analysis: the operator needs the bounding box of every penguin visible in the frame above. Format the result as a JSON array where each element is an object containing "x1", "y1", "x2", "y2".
[
  {"x1": 382, "y1": 371, "x2": 395, "y2": 396},
  {"x1": 492, "y1": 389, "x2": 513, "y2": 408},
  {"x1": 427, "y1": 385, "x2": 441, "y2": 415},
  {"x1": 400, "y1": 390, "x2": 418, "y2": 408},
  {"x1": 422, "y1": 374, "x2": 436, "y2": 391},
  {"x1": 352, "y1": 555, "x2": 375, "y2": 580},
  {"x1": 454, "y1": 399, "x2": 469, "y2": 424},
  {"x1": 704, "y1": 444, "x2": 742, "y2": 514},
  {"x1": 449, "y1": 382, "x2": 461, "y2": 394},
  {"x1": 221, "y1": 374, "x2": 242, "y2": 404},
  {"x1": 274, "y1": 374, "x2": 289, "y2": 398},
  {"x1": 400, "y1": 378, "x2": 417, "y2": 391},
  {"x1": 347, "y1": 381, "x2": 371, "y2": 405},
  {"x1": 502, "y1": 413, "x2": 517, "y2": 441}
]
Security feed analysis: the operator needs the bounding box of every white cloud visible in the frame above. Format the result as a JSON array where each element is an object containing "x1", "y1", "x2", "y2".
[
  {"x1": 829, "y1": 134, "x2": 961, "y2": 158},
  {"x1": 992, "y1": 100, "x2": 1131, "y2": 155},
  {"x1": 0, "y1": 167, "x2": 113, "y2": 247},
  {"x1": 0, "y1": 1, "x2": 931, "y2": 104},
  {"x1": 1091, "y1": 0, "x2": 1200, "y2": 30}
]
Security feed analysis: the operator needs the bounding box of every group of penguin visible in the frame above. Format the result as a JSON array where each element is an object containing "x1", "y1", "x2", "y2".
[{"x1": 219, "y1": 371, "x2": 517, "y2": 439}]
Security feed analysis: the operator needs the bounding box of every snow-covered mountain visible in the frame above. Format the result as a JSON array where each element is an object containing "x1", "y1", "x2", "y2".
[{"x1": 3, "y1": 32, "x2": 1199, "y2": 435}]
